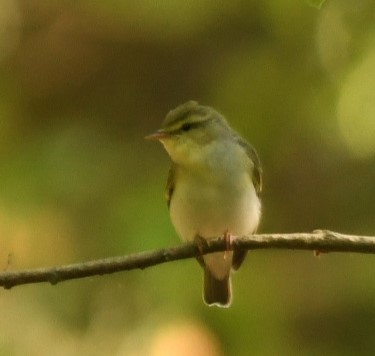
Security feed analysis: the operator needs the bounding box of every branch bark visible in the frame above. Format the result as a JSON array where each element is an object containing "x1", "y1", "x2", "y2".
[{"x1": 0, "y1": 230, "x2": 374, "y2": 290}]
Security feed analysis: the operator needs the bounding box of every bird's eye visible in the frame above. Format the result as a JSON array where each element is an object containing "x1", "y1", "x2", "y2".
[{"x1": 181, "y1": 123, "x2": 192, "y2": 132}]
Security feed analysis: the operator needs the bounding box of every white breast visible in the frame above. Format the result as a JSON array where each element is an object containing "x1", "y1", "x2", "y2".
[{"x1": 170, "y1": 172, "x2": 260, "y2": 241}]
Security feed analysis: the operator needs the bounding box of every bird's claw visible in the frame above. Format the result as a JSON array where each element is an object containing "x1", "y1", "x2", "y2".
[
  {"x1": 194, "y1": 234, "x2": 209, "y2": 255},
  {"x1": 224, "y1": 230, "x2": 233, "y2": 260}
]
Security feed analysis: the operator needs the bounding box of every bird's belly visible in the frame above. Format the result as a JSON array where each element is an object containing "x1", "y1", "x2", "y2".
[
  {"x1": 170, "y1": 175, "x2": 260, "y2": 280},
  {"x1": 170, "y1": 179, "x2": 261, "y2": 242}
]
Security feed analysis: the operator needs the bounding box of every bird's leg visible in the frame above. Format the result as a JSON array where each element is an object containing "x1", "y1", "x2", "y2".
[
  {"x1": 194, "y1": 234, "x2": 209, "y2": 267},
  {"x1": 223, "y1": 229, "x2": 233, "y2": 260}
]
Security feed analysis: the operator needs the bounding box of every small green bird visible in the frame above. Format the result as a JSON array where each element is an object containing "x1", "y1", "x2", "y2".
[{"x1": 146, "y1": 101, "x2": 262, "y2": 307}]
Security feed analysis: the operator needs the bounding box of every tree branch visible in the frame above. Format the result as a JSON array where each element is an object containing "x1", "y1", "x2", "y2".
[{"x1": 0, "y1": 230, "x2": 374, "y2": 290}]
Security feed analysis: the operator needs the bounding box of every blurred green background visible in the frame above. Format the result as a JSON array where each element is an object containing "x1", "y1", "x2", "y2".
[{"x1": 1, "y1": 0, "x2": 375, "y2": 355}]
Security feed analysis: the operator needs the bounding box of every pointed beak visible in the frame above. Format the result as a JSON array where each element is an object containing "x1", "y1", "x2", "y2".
[{"x1": 144, "y1": 129, "x2": 170, "y2": 141}]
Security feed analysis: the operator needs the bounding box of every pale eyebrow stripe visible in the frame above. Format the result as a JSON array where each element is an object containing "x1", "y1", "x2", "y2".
[
  {"x1": 169, "y1": 116, "x2": 214, "y2": 135},
  {"x1": 163, "y1": 106, "x2": 209, "y2": 128},
  {"x1": 176, "y1": 107, "x2": 209, "y2": 123}
]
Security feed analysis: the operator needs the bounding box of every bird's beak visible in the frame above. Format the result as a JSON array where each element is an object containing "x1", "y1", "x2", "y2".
[{"x1": 144, "y1": 129, "x2": 170, "y2": 141}]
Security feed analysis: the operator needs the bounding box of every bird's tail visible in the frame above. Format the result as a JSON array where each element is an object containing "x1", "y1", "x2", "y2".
[{"x1": 203, "y1": 267, "x2": 231, "y2": 307}]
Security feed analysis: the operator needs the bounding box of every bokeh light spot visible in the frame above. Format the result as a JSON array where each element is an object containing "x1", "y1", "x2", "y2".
[
  {"x1": 337, "y1": 46, "x2": 375, "y2": 159},
  {"x1": 149, "y1": 321, "x2": 223, "y2": 356}
]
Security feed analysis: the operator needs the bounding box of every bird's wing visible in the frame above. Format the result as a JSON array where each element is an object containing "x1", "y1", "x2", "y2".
[
  {"x1": 236, "y1": 136, "x2": 263, "y2": 196},
  {"x1": 165, "y1": 163, "x2": 176, "y2": 208},
  {"x1": 233, "y1": 136, "x2": 262, "y2": 270}
]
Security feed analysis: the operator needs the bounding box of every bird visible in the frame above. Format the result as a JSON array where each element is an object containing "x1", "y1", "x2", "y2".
[{"x1": 146, "y1": 101, "x2": 262, "y2": 307}]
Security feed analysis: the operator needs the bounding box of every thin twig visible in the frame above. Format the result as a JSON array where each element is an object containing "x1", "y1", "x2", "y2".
[{"x1": 0, "y1": 230, "x2": 374, "y2": 290}]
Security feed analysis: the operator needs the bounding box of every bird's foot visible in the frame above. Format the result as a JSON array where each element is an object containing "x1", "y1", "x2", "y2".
[
  {"x1": 194, "y1": 235, "x2": 209, "y2": 268},
  {"x1": 223, "y1": 230, "x2": 233, "y2": 260},
  {"x1": 194, "y1": 234, "x2": 209, "y2": 256}
]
